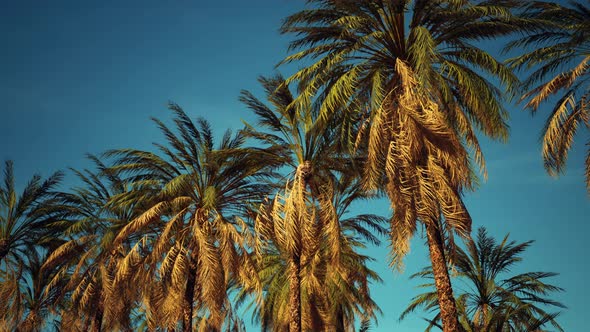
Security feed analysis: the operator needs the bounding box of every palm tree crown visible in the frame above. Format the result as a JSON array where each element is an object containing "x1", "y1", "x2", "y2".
[
  {"x1": 401, "y1": 227, "x2": 565, "y2": 332},
  {"x1": 241, "y1": 75, "x2": 386, "y2": 332},
  {"x1": 42, "y1": 155, "x2": 148, "y2": 331},
  {"x1": 0, "y1": 161, "x2": 63, "y2": 267},
  {"x1": 107, "y1": 104, "x2": 274, "y2": 331}
]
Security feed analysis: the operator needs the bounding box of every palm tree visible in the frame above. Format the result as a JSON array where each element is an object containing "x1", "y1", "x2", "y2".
[
  {"x1": 0, "y1": 161, "x2": 64, "y2": 331},
  {"x1": 507, "y1": 0, "x2": 590, "y2": 192},
  {"x1": 107, "y1": 104, "x2": 274, "y2": 331},
  {"x1": 0, "y1": 162, "x2": 66, "y2": 331},
  {"x1": 0, "y1": 267, "x2": 22, "y2": 329},
  {"x1": 401, "y1": 227, "x2": 565, "y2": 332},
  {"x1": 41, "y1": 155, "x2": 149, "y2": 331},
  {"x1": 250, "y1": 176, "x2": 384, "y2": 332},
  {"x1": 280, "y1": 1, "x2": 518, "y2": 330},
  {"x1": 0, "y1": 249, "x2": 67, "y2": 332},
  {"x1": 240, "y1": 75, "x2": 385, "y2": 331},
  {"x1": 0, "y1": 160, "x2": 63, "y2": 268}
]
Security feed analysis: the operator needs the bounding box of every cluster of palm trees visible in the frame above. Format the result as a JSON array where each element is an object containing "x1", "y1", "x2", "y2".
[{"x1": 1, "y1": 0, "x2": 587, "y2": 331}]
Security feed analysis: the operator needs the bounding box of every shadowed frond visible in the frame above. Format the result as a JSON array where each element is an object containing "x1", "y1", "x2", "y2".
[{"x1": 401, "y1": 227, "x2": 565, "y2": 331}]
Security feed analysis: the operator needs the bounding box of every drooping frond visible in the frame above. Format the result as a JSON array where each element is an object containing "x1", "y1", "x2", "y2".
[{"x1": 509, "y1": 0, "x2": 590, "y2": 192}]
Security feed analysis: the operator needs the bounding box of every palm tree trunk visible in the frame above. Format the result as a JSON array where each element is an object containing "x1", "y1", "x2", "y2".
[
  {"x1": 481, "y1": 304, "x2": 490, "y2": 332},
  {"x1": 288, "y1": 255, "x2": 302, "y2": 332},
  {"x1": 91, "y1": 307, "x2": 104, "y2": 332},
  {"x1": 335, "y1": 307, "x2": 345, "y2": 332},
  {"x1": 425, "y1": 220, "x2": 459, "y2": 332},
  {"x1": 0, "y1": 238, "x2": 9, "y2": 262},
  {"x1": 183, "y1": 265, "x2": 197, "y2": 332},
  {"x1": 289, "y1": 162, "x2": 312, "y2": 332}
]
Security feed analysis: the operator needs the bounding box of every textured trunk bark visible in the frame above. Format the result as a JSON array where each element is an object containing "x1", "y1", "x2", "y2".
[
  {"x1": 288, "y1": 256, "x2": 302, "y2": 332},
  {"x1": 183, "y1": 265, "x2": 197, "y2": 332},
  {"x1": 425, "y1": 221, "x2": 459, "y2": 332},
  {"x1": 289, "y1": 161, "x2": 310, "y2": 332}
]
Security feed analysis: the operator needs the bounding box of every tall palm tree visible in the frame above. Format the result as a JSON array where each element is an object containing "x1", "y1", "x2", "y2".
[
  {"x1": 107, "y1": 104, "x2": 274, "y2": 331},
  {"x1": 240, "y1": 75, "x2": 385, "y2": 332},
  {"x1": 241, "y1": 74, "x2": 343, "y2": 332},
  {"x1": 507, "y1": 0, "x2": 590, "y2": 192},
  {"x1": 280, "y1": 1, "x2": 518, "y2": 330},
  {"x1": 42, "y1": 155, "x2": 149, "y2": 331},
  {"x1": 401, "y1": 227, "x2": 565, "y2": 332},
  {"x1": 0, "y1": 160, "x2": 63, "y2": 268},
  {"x1": 241, "y1": 75, "x2": 383, "y2": 331}
]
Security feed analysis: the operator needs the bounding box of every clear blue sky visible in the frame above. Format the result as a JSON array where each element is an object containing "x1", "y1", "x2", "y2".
[{"x1": 1, "y1": 1, "x2": 588, "y2": 331}]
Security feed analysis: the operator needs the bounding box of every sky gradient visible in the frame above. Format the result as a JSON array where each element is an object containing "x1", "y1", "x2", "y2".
[{"x1": 1, "y1": 1, "x2": 588, "y2": 331}]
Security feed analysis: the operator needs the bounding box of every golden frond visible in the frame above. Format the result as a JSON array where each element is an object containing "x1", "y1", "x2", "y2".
[
  {"x1": 115, "y1": 237, "x2": 146, "y2": 284},
  {"x1": 42, "y1": 235, "x2": 95, "y2": 271},
  {"x1": 114, "y1": 201, "x2": 168, "y2": 244},
  {"x1": 364, "y1": 102, "x2": 388, "y2": 191},
  {"x1": 524, "y1": 74, "x2": 570, "y2": 111},
  {"x1": 159, "y1": 242, "x2": 181, "y2": 279},
  {"x1": 192, "y1": 222, "x2": 225, "y2": 328},
  {"x1": 171, "y1": 246, "x2": 188, "y2": 290},
  {"x1": 152, "y1": 207, "x2": 187, "y2": 260},
  {"x1": 541, "y1": 93, "x2": 579, "y2": 175},
  {"x1": 319, "y1": 185, "x2": 341, "y2": 267}
]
